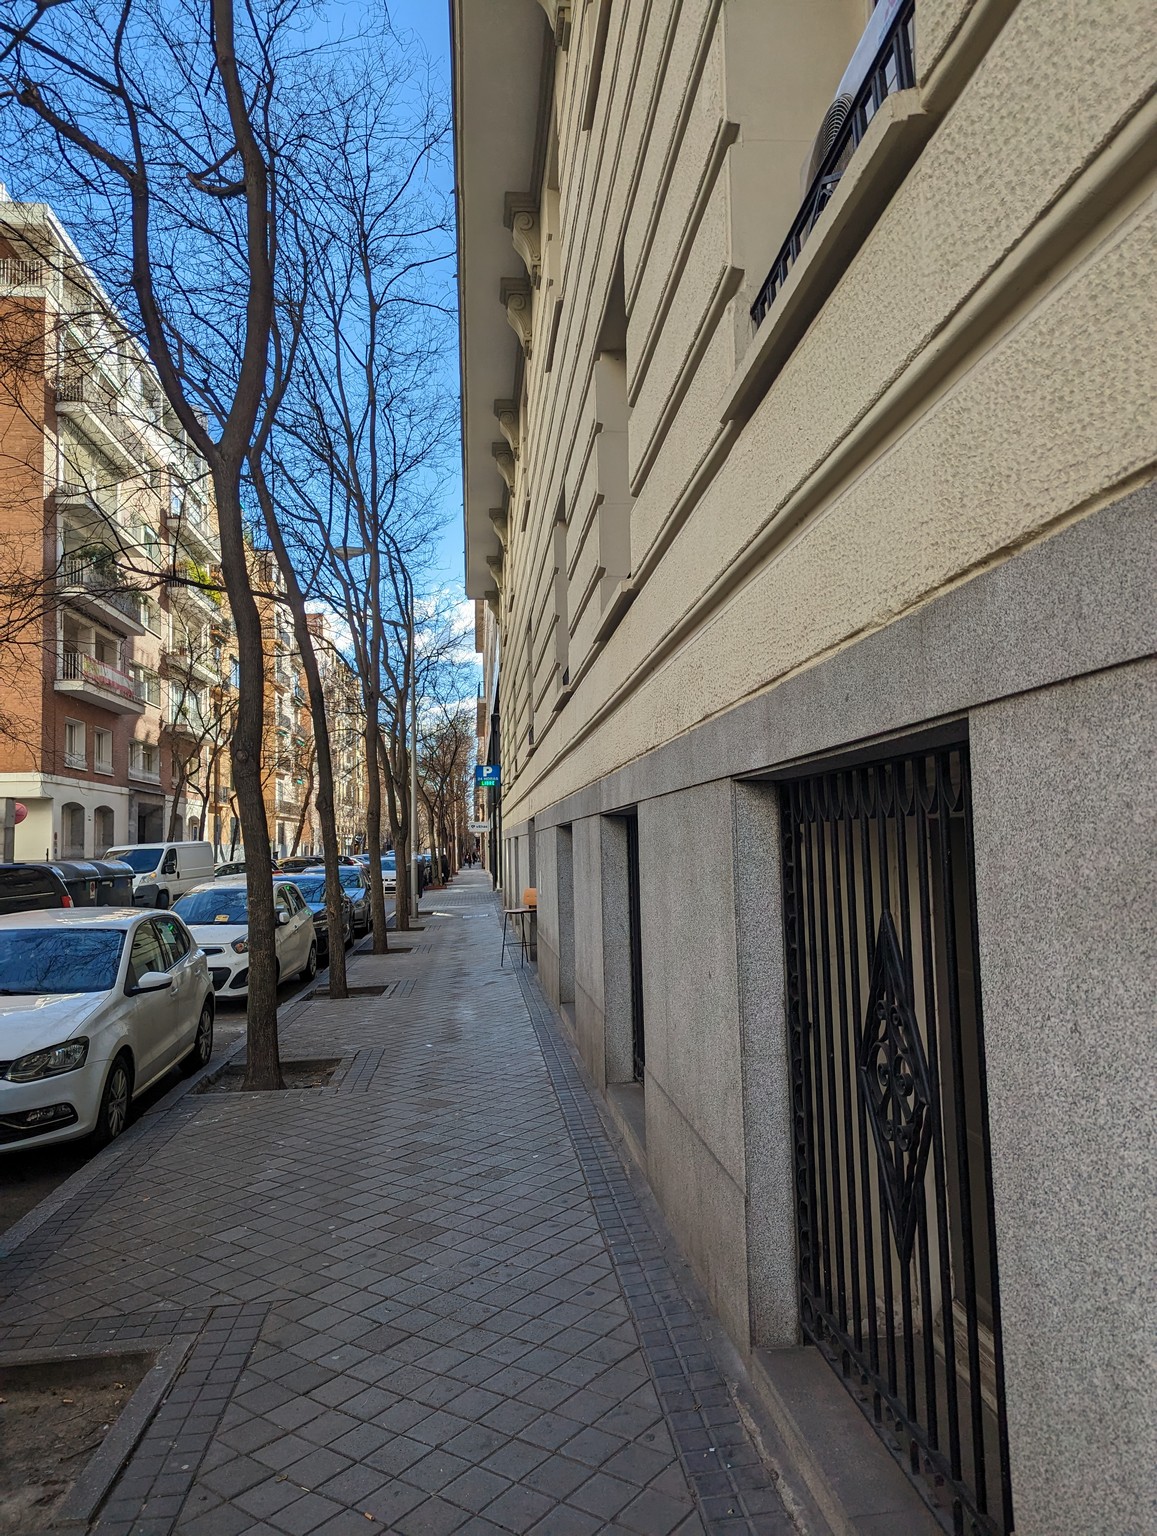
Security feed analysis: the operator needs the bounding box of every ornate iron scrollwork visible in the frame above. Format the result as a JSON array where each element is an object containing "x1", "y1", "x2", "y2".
[{"x1": 858, "y1": 909, "x2": 933, "y2": 1261}]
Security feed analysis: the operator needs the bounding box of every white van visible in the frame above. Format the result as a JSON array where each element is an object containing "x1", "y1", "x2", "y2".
[{"x1": 103, "y1": 841, "x2": 216, "y2": 909}]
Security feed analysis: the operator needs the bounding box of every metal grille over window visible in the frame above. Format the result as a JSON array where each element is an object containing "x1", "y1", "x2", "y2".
[{"x1": 779, "y1": 745, "x2": 1013, "y2": 1535}]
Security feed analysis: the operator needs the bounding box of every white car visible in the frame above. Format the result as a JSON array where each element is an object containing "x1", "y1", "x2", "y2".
[
  {"x1": 0, "y1": 908, "x2": 214, "y2": 1152},
  {"x1": 172, "y1": 877, "x2": 316, "y2": 1000}
]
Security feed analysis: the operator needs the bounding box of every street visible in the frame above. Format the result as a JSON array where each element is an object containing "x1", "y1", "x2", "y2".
[{"x1": 0, "y1": 908, "x2": 394, "y2": 1236}]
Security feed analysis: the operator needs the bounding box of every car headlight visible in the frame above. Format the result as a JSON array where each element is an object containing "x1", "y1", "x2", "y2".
[
  {"x1": 139, "y1": 872, "x2": 155, "y2": 883},
  {"x1": 7, "y1": 1038, "x2": 89, "y2": 1083},
  {"x1": 230, "y1": 938, "x2": 249, "y2": 954}
]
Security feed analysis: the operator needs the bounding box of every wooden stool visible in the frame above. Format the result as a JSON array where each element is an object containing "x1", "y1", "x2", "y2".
[{"x1": 500, "y1": 905, "x2": 536, "y2": 967}]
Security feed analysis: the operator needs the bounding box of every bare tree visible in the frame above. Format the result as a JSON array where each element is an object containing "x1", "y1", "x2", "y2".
[
  {"x1": 0, "y1": 0, "x2": 330, "y2": 1087},
  {"x1": 269, "y1": 42, "x2": 454, "y2": 941}
]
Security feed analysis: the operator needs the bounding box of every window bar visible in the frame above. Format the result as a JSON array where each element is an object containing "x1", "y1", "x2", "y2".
[
  {"x1": 786, "y1": 785, "x2": 822, "y2": 1311},
  {"x1": 844, "y1": 794, "x2": 880, "y2": 1373},
  {"x1": 828, "y1": 779, "x2": 865, "y2": 1354},
  {"x1": 914, "y1": 773, "x2": 959, "y2": 1475},
  {"x1": 891, "y1": 773, "x2": 922, "y2": 1440},
  {"x1": 934, "y1": 753, "x2": 989, "y2": 1518},
  {"x1": 872, "y1": 773, "x2": 900, "y2": 1404},
  {"x1": 815, "y1": 797, "x2": 849, "y2": 1333},
  {"x1": 803, "y1": 805, "x2": 835, "y2": 1320}
]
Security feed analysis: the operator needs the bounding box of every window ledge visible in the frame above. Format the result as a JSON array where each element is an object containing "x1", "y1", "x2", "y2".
[
  {"x1": 64, "y1": 755, "x2": 86, "y2": 770},
  {"x1": 722, "y1": 88, "x2": 930, "y2": 429},
  {"x1": 95, "y1": 763, "x2": 114, "y2": 776}
]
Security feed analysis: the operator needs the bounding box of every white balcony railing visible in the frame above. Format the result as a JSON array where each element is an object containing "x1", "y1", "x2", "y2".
[
  {"x1": 59, "y1": 650, "x2": 137, "y2": 701},
  {"x1": 0, "y1": 258, "x2": 45, "y2": 287}
]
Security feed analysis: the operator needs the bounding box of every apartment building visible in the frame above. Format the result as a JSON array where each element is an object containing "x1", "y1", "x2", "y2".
[
  {"x1": 453, "y1": 3, "x2": 1155, "y2": 1533},
  {"x1": 0, "y1": 193, "x2": 227, "y2": 859}
]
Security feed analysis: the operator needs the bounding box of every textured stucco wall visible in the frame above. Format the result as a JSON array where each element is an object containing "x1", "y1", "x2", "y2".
[
  {"x1": 970, "y1": 658, "x2": 1157, "y2": 1536},
  {"x1": 497, "y1": 0, "x2": 1157, "y2": 832},
  {"x1": 636, "y1": 782, "x2": 751, "y2": 1346}
]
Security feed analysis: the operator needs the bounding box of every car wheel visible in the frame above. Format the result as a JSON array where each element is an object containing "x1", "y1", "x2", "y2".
[
  {"x1": 91, "y1": 1053, "x2": 133, "y2": 1148},
  {"x1": 155, "y1": 890, "x2": 169, "y2": 910},
  {"x1": 300, "y1": 942, "x2": 317, "y2": 982},
  {"x1": 181, "y1": 1002, "x2": 214, "y2": 1077}
]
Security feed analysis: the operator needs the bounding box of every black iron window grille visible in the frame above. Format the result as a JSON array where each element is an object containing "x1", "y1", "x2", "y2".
[
  {"x1": 750, "y1": 0, "x2": 916, "y2": 329},
  {"x1": 625, "y1": 813, "x2": 646, "y2": 1082},
  {"x1": 779, "y1": 745, "x2": 1013, "y2": 1535}
]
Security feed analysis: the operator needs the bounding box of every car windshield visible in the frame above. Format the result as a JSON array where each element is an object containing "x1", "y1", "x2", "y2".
[
  {"x1": 106, "y1": 848, "x2": 160, "y2": 873},
  {"x1": 336, "y1": 868, "x2": 364, "y2": 891},
  {"x1": 290, "y1": 878, "x2": 326, "y2": 904},
  {"x1": 0, "y1": 929, "x2": 124, "y2": 994},
  {"x1": 173, "y1": 888, "x2": 249, "y2": 925},
  {"x1": 381, "y1": 856, "x2": 396, "y2": 869}
]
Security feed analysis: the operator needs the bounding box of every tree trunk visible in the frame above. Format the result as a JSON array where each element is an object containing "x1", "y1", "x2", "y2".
[
  {"x1": 252, "y1": 465, "x2": 350, "y2": 994},
  {"x1": 363, "y1": 698, "x2": 391, "y2": 952},
  {"x1": 212, "y1": 472, "x2": 282, "y2": 1091}
]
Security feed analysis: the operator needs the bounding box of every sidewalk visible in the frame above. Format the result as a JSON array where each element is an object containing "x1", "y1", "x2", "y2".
[{"x1": 0, "y1": 872, "x2": 798, "y2": 1536}]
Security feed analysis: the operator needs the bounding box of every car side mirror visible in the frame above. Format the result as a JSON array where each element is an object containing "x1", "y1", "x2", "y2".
[
  {"x1": 277, "y1": 910, "x2": 290, "y2": 926},
  {"x1": 130, "y1": 970, "x2": 173, "y2": 995}
]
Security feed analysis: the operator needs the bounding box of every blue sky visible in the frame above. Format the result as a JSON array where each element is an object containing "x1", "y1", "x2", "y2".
[{"x1": 315, "y1": 1, "x2": 463, "y2": 596}]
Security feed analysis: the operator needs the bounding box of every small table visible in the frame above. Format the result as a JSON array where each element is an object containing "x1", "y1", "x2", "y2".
[{"x1": 500, "y1": 906, "x2": 537, "y2": 968}]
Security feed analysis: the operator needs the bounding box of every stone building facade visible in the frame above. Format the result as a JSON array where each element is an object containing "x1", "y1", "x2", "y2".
[{"x1": 453, "y1": 2, "x2": 1155, "y2": 1532}]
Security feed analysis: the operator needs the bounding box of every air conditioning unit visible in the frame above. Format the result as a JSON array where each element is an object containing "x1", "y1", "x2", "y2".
[{"x1": 801, "y1": 0, "x2": 908, "y2": 191}]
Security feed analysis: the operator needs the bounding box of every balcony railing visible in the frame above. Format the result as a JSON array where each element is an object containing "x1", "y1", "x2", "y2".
[
  {"x1": 750, "y1": 0, "x2": 915, "y2": 328},
  {"x1": 0, "y1": 258, "x2": 44, "y2": 287},
  {"x1": 59, "y1": 556, "x2": 141, "y2": 620},
  {"x1": 59, "y1": 650, "x2": 137, "y2": 701}
]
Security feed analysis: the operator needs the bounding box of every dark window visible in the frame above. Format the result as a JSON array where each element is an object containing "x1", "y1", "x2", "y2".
[
  {"x1": 127, "y1": 922, "x2": 167, "y2": 985},
  {"x1": 625, "y1": 813, "x2": 645, "y2": 1082}
]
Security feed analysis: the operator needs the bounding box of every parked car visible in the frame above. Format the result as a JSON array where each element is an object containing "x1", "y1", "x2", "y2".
[
  {"x1": 303, "y1": 864, "x2": 372, "y2": 936},
  {"x1": 214, "y1": 858, "x2": 282, "y2": 878},
  {"x1": 0, "y1": 860, "x2": 135, "y2": 916},
  {"x1": 104, "y1": 841, "x2": 215, "y2": 909},
  {"x1": 0, "y1": 907, "x2": 214, "y2": 1151},
  {"x1": 274, "y1": 873, "x2": 353, "y2": 957},
  {"x1": 378, "y1": 854, "x2": 397, "y2": 892},
  {"x1": 278, "y1": 854, "x2": 360, "y2": 874},
  {"x1": 171, "y1": 878, "x2": 316, "y2": 999}
]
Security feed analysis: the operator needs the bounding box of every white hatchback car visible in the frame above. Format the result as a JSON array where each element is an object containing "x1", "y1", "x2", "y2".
[
  {"x1": 172, "y1": 877, "x2": 316, "y2": 1000},
  {"x1": 0, "y1": 908, "x2": 214, "y2": 1152}
]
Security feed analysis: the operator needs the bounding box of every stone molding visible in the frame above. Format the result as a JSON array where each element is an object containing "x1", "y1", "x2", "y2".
[
  {"x1": 500, "y1": 277, "x2": 533, "y2": 357},
  {"x1": 533, "y1": 0, "x2": 571, "y2": 48},
  {"x1": 491, "y1": 440, "x2": 516, "y2": 493},
  {"x1": 505, "y1": 195, "x2": 542, "y2": 287},
  {"x1": 494, "y1": 398, "x2": 521, "y2": 458}
]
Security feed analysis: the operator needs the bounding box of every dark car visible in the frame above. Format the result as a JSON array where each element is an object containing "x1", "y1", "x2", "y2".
[
  {"x1": 273, "y1": 873, "x2": 353, "y2": 957},
  {"x1": 302, "y1": 864, "x2": 371, "y2": 936},
  {"x1": 278, "y1": 854, "x2": 360, "y2": 875},
  {"x1": 0, "y1": 859, "x2": 136, "y2": 916}
]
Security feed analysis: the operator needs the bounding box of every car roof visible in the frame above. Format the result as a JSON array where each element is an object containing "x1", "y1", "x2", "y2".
[
  {"x1": 190, "y1": 876, "x2": 247, "y2": 890},
  {"x1": 0, "y1": 907, "x2": 149, "y2": 931}
]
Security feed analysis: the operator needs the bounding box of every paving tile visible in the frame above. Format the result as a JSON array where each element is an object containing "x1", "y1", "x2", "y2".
[{"x1": 0, "y1": 879, "x2": 787, "y2": 1536}]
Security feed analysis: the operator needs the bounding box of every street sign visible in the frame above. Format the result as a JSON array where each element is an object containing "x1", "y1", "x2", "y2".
[{"x1": 475, "y1": 764, "x2": 500, "y2": 789}]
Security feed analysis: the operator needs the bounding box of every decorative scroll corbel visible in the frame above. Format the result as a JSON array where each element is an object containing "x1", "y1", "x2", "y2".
[
  {"x1": 488, "y1": 506, "x2": 509, "y2": 546},
  {"x1": 504, "y1": 195, "x2": 541, "y2": 288},
  {"x1": 533, "y1": 0, "x2": 571, "y2": 47},
  {"x1": 491, "y1": 441, "x2": 516, "y2": 494},
  {"x1": 494, "y1": 399, "x2": 520, "y2": 459},
  {"x1": 500, "y1": 277, "x2": 533, "y2": 358},
  {"x1": 486, "y1": 553, "x2": 505, "y2": 593}
]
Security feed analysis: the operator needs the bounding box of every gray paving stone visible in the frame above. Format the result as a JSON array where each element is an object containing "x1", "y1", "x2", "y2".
[{"x1": 0, "y1": 877, "x2": 785, "y2": 1536}]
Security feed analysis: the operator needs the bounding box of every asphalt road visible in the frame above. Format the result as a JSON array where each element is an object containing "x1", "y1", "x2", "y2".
[{"x1": 0, "y1": 914, "x2": 393, "y2": 1236}]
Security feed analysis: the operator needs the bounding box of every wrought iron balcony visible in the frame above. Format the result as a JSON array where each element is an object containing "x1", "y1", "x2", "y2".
[{"x1": 750, "y1": 0, "x2": 916, "y2": 329}]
